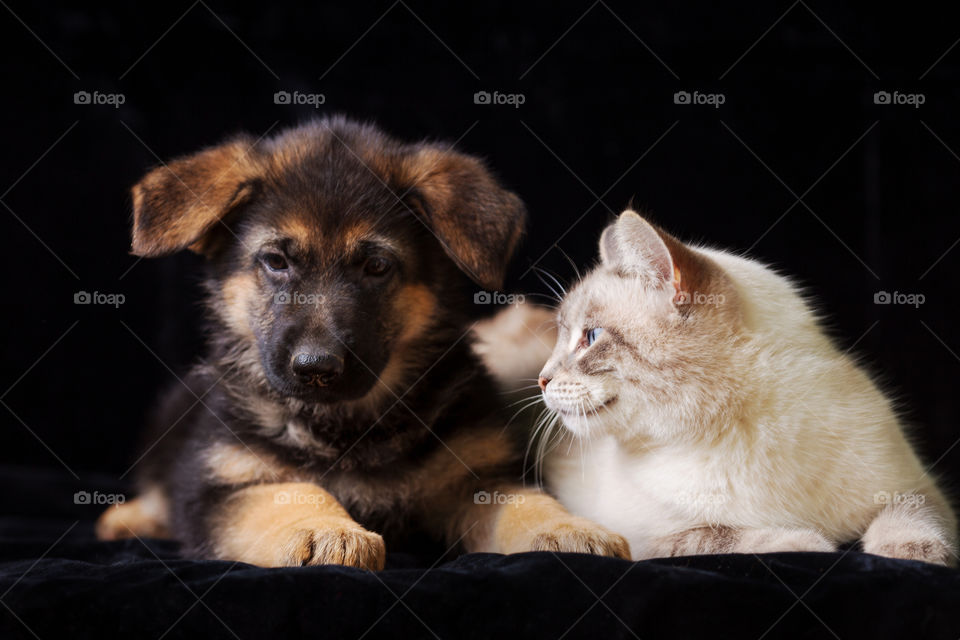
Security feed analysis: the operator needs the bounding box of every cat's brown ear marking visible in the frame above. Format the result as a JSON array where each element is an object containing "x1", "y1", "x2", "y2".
[
  {"x1": 399, "y1": 146, "x2": 526, "y2": 291},
  {"x1": 131, "y1": 136, "x2": 262, "y2": 258},
  {"x1": 599, "y1": 210, "x2": 675, "y2": 285}
]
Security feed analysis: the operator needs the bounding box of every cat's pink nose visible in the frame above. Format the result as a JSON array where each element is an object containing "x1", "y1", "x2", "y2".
[{"x1": 538, "y1": 376, "x2": 551, "y2": 391}]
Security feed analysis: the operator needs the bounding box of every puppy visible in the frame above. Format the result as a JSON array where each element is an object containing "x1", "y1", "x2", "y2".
[{"x1": 96, "y1": 117, "x2": 629, "y2": 568}]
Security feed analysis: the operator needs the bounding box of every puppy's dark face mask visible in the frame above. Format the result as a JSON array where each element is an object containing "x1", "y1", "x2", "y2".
[
  {"x1": 216, "y1": 198, "x2": 422, "y2": 403},
  {"x1": 127, "y1": 119, "x2": 527, "y2": 406}
]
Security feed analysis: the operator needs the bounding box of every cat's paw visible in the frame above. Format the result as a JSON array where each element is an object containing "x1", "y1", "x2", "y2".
[
  {"x1": 524, "y1": 518, "x2": 632, "y2": 559},
  {"x1": 863, "y1": 530, "x2": 953, "y2": 566},
  {"x1": 739, "y1": 527, "x2": 836, "y2": 554},
  {"x1": 866, "y1": 539, "x2": 952, "y2": 566}
]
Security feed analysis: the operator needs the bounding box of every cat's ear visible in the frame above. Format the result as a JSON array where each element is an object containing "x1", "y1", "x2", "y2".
[
  {"x1": 600, "y1": 210, "x2": 728, "y2": 311},
  {"x1": 599, "y1": 210, "x2": 676, "y2": 285}
]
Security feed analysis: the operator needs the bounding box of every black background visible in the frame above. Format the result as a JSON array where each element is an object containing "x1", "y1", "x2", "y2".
[{"x1": 1, "y1": 0, "x2": 959, "y2": 494}]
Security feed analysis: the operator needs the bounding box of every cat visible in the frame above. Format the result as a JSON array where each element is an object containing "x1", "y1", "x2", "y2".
[{"x1": 530, "y1": 209, "x2": 957, "y2": 565}]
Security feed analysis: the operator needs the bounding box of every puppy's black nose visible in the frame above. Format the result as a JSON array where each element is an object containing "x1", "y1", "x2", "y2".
[{"x1": 291, "y1": 352, "x2": 344, "y2": 386}]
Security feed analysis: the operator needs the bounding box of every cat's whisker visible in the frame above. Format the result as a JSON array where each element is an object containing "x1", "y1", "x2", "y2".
[
  {"x1": 524, "y1": 406, "x2": 555, "y2": 484},
  {"x1": 502, "y1": 398, "x2": 546, "y2": 436},
  {"x1": 534, "y1": 411, "x2": 556, "y2": 485},
  {"x1": 504, "y1": 393, "x2": 544, "y2": 409},
  {"x1": 532, "y1": 411, "x2": 563, "y2": 487},
  {"x1": 499, "y1": 384, "x2": 542, "y2": 395},
  {"x1": 532, "y1": 265, "x2": 567, "y2": 299},
  {"x1": 532, "y1": 274, "x2": 562, "y2": 305},
  {"x1": 577, "y1": 399, "x2": 588, "y2": 482},
  {"x1": 555, "y1": 244, "x2": 583, "y2": 285},
  {"x1": 520, "y1": 292, "x2": 561, "y2": 308}
]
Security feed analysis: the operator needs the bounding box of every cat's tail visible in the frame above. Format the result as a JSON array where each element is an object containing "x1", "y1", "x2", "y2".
[{"x1": 472, "y1": 303, "x2": 557, "y2": 393}]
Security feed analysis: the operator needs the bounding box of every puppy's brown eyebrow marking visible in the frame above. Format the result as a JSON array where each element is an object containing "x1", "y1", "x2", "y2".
[
  {"x1": 278, "y1": 218, "x2": 316, "y2": 246},
  {"x1": 244, "y1": 227, "x2": 287, "y2": 253},
  {"x1": 338, "y1": 221, "x2": 374, "y2": 250}
]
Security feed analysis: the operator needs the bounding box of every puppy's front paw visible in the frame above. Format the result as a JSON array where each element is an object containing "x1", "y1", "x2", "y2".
[
  {"x1": 279, "y1": 518, "x2": 386, "y2": 570},
  {"x1": 525, "y1": 518, "x2": 631, "y2": 559}
]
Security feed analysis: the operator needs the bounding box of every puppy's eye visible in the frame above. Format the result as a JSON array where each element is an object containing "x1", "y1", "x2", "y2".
[
  {"x1": 364, "y1": 256, "x2": 392, "y2": 277},
  {"x1": 261, "y1": 253, "x2": 289, "y2": 272},
  {"x1": 585, "y1": 328, "x2": 604, "y2": 346}
]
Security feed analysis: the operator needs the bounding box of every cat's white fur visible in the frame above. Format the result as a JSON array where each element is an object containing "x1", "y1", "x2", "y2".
[{"x1": 491, "y1": 211, "x2": 956, "y2": 564}]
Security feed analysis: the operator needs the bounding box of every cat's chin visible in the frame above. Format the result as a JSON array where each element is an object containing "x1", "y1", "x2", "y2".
[
  {"x1": 553, "y1": 396, "x2": 620, "y2": 437},
  {"x1": 558, "y1": 418, "x2": 603, "y2": 438}
]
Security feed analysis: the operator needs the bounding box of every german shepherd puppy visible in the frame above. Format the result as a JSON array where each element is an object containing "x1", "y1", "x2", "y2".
[{"x1": 96, "y1": 117, "x2": 630, "y2": 568}]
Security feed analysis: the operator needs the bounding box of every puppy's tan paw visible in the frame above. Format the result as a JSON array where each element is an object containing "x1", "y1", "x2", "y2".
[
  {"x1": 278, "y1": 518, "x2": 386, "y2": 570},
  {"x1": 525, "y1": 518, "x2": 631, "y2": 559},
  {"x1": 95, "y1": 494, "x2": 169, "y2": 541}
]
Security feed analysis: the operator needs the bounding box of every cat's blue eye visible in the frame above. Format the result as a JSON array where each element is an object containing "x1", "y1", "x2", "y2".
[{"x1": 586, "y1": 328, "x2": 604, "y2": 346}]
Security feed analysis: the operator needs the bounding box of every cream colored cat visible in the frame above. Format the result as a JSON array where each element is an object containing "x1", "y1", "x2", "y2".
[{"x1": 531, "y1": 210, "x2": 956, "y2": 565}]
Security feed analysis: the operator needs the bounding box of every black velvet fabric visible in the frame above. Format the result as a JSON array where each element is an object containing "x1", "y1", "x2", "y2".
[{"x1": 1, "y1": 466, "x2": 958, "y2": 639}]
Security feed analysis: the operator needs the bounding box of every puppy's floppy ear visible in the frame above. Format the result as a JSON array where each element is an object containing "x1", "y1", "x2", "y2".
[
  {"x1": 130, "y1": 136, "x2": 261, "y2": 257},
  {"x1": 400, "y1": 146, "x2": 526, "y2": 291}
]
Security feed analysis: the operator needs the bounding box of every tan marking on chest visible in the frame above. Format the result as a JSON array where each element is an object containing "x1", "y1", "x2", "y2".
[{"x1": 205, "y1": 441, "x2": 303, "y2": 485}]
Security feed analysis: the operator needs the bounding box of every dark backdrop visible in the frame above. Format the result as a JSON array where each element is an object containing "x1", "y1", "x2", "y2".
[{"x1": 2, "y1": 1, "x2": 959, "y2": 493}]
